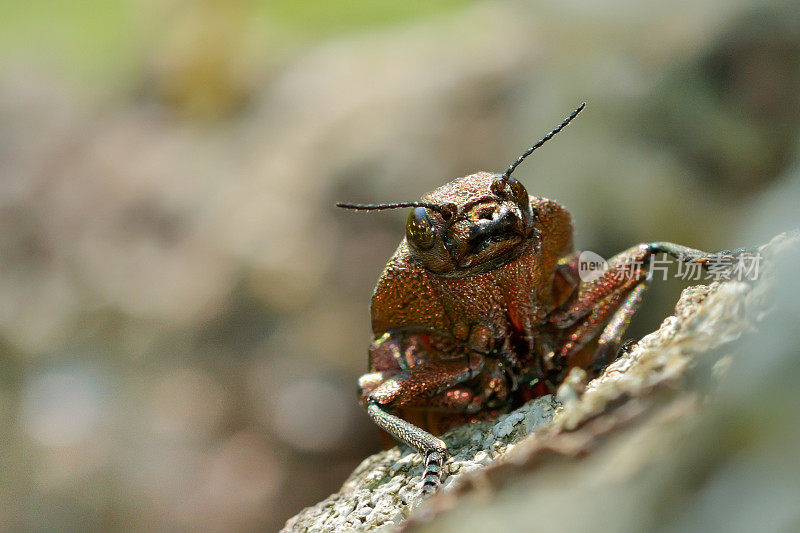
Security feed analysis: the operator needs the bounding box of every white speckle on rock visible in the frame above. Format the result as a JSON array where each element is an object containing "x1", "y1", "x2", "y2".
[
  {"x1": 473, "y1": 451, "x2": 491, "y2": 465},
  {"x1": 556, "y1": 367, "x2": 588, "y2": 405}
]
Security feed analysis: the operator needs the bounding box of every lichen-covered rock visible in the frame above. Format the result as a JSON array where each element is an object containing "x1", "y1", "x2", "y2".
[
  {"x1": 282, "y1": 395, "x2": 559, "y2": 532},
  {"x1": 283, "y1": 231, "x2": 799, "y2": 532}
]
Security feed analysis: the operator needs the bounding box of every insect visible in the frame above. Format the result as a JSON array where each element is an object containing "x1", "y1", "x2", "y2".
[{"x1": 338, "y1": 103, "x2": 736, "y2": 501}]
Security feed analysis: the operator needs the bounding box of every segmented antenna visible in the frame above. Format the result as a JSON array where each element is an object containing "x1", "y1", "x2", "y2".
[
  {"x1": 336, "y1": 201, "x2": 455, "y2": 218},
  {"x1": 338, "y1": 103, "x2": 585, "y2": 215},
  {"x1": 501, "y1": 102, "x2": 586, "y2": 180}
]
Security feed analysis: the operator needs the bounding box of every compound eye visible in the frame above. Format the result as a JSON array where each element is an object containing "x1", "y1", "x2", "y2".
[
  {"x1": 507, "y1": 178, "x2": 531, "y2": 210},
  {"x1": 406, "y1": 207, "x2": 436, "y2": 250},
  {"x1": 491, "y1": 176, "x2": 530, "y2": 210}
]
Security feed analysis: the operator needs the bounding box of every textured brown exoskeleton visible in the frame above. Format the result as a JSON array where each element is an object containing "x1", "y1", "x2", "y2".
[{"x1": 338, "y1": 103, "x2": 735, "y2": 502}]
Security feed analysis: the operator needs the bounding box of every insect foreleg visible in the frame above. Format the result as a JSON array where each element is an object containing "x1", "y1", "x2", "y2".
[
  {"x1": 366, "y1": 401, "x2": 447, "y2": 499},
  {"x1": 365, "y1": 355, "x2": 484, "y2": 500}
]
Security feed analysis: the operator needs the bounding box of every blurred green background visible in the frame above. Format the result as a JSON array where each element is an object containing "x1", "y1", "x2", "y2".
[{"x1": 0, "y1": 0, "x2": 798, "y2": 531}]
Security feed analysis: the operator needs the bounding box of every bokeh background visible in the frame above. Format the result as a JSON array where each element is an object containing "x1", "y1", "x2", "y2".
[{"x1": 0, "y1": 0, "x2": 798, "y2": 531}]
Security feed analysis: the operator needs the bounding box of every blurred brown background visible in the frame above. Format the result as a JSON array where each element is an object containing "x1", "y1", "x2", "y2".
[{"x1": 0, "y1": 0, "x2": 798, "y2": 531}]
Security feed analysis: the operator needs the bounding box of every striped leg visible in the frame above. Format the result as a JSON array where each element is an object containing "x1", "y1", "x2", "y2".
[{"x1": 421, "y1": 449, "x2": 446, "y2": 498}]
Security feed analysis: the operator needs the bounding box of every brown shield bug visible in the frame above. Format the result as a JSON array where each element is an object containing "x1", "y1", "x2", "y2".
[{"x1": 338, "y1": 103, "x2": 738, "y2": 501}]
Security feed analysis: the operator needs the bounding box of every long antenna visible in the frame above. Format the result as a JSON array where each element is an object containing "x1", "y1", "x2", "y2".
[
  {"x1": 501, "y1": 102, "x2": 586, "y2": 180},
  {"x1": 336, "y1": 201, "x2": 455, "y2": 219}
]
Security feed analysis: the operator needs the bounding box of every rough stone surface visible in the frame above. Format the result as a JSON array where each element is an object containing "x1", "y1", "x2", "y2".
[
  {"x1": 283, "y1": 231, "x2": 799, "y2": 533},
  {"x1": 282, "y1": 395, "x2": 559, "y2": 532}
]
